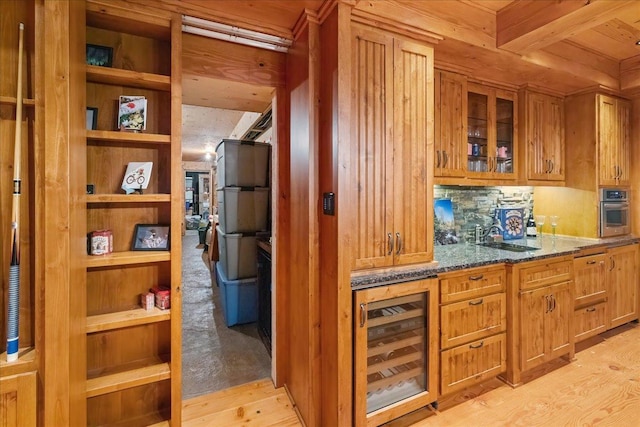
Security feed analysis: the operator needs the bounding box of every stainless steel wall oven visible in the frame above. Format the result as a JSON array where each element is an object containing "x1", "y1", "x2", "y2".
[{"x1": 600, "y1": 188, "x2": 630, "y2": 237}]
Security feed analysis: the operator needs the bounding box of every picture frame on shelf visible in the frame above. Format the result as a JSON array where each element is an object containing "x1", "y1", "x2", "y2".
[
  {"x1": 86, "y1": 43, "x2": 113, "y2": 67},
  {"x1": 118, "y1": 95, "x2": 147, "y2": 132},
  {"x1": 86, "y1": 107, "x2": 98, "y2": 130},
  {"x1": 121, "y1": 161, "x2": 153, "y2": 194},
  {"x1": 132, "y1": 224, "x2": 170, "y2": 251}
]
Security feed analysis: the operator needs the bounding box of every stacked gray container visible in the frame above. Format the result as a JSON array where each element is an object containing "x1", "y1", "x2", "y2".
[{"x1": 215, "y1": 139, "x2": 271, "y2": 326}]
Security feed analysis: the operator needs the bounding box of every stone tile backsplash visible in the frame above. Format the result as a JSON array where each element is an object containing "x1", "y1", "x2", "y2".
[{"x1": 434, "y1": 185, "x2": 534, "y2": 244}]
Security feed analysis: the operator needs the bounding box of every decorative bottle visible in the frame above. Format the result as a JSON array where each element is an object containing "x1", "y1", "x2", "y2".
[{"x1": 526, "y1": 214, "x2": 537, "y2": 237}]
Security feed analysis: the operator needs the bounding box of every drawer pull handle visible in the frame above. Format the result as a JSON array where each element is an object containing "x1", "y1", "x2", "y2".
[
  {"x1": 387, "y1": 233, "x2": 394, "y2": 256},
  {"x1": 469, "y1": 275, "x2": 484, "y2": 281},
  {"x1": 586, "y1": 260, "x2": 596, "y2": 265},
  {"x1": 469, "y1": 298, "x2": 484, "y2": 306},
  {"x1": 586, "y1": 307, "x2": 596, "y2": 312},
  {"x1": 469, "y1": 341, "x2": 484, "y2": 349}
]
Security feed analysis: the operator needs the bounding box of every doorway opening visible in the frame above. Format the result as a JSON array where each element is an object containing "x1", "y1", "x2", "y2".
[{"x1": 180, "y1": 99, "x2": 275, "y2": 400}]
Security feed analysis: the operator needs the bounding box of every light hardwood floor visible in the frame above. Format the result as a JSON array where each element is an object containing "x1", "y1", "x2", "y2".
[{"x1": 183, "y1": 322, "x2": 640, "y2": 426}]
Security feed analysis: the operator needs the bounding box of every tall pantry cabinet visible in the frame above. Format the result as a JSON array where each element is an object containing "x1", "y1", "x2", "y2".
[
  {"x1": 81, "y1": 2, "x2": 182, "y2": 425},
  {"x1": 350, "y1": 23, "x2": 434, "y2": 271}
]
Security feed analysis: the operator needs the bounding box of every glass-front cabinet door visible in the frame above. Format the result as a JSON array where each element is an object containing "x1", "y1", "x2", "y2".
[
  {"x1": 467, "y1": 83, "x2": 516, "y2": 180},
  {"x1": 354, "y1": 279, "x2": 439, "y2": 426}
]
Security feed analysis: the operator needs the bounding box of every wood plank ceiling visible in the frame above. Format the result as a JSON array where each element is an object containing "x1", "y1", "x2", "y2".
[
  {"x1": 166, "y1": 0, "x2": 640, "y2": 98},
  {"x1": 137, "y1": 0, "x2": 640, "y2": 159}
]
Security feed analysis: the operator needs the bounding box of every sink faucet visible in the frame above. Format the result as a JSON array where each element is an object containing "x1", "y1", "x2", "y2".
[{"x1": 474, "y1": 222, "x2": 504, "y2": 243}]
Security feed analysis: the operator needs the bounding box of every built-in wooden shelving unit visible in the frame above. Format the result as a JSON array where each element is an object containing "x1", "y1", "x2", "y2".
[
  {"x1": 86, "y1": 362, "x2": 171, "y2": 398},
  {"x1": 86, "y1": 129, "x2": 171, "y2": 145},
  {"x1": 86, "y1": 194, "x2": 171, "y2": 203},
  {"x1": 86, "y1": 64, "x2": 170, "y2": 91},
  {"x1": 85, "y1": 251, "x2": 170, "y2": 268},
  {"x1": 82, "y1": 2, "x2": 182, "y2": 424},
  {"x1": 86, "y1": 308, "x2": 171, "y2": 333}
]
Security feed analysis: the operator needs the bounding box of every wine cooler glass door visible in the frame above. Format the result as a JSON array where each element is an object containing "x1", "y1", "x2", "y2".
[{"x1": 361, "y1": 293, "x2": 428, "y2": 413}]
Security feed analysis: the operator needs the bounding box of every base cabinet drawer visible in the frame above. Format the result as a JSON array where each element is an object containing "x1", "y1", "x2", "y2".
[
  {"x1": 574, "y1": 302, "x2": 608, "y2": 342},
  {"x1": 440, "y1": 293, "x2": 506, "y2": 349},
  {"x1": 440, "y1": 333, "x2": 506, "y2": 396}
]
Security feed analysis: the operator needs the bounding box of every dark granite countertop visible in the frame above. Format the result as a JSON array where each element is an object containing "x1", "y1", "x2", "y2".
[{"x1": 351, "y1": 235, "x2": 639, "y2": 290}]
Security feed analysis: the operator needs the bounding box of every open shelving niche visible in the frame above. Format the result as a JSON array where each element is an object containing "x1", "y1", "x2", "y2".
[{"x1": 83, "y1": 3, "x2": 181, "y2": 425}]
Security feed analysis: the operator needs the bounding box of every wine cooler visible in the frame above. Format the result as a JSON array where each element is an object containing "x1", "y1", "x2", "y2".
[{"x1": 354, "y1": 278, "x2": 439, "y2": 426}]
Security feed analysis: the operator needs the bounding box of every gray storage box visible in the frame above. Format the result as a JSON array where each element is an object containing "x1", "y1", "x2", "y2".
[
  {"x1": 217, "y1": 187, "x2": 269, "y2": 233},
  {"x1": 216, "y1": 226, "x2": 264, "y2": 280},
  {"x1": 216, "y1": 139, "x2": 271, "y2": 188}
]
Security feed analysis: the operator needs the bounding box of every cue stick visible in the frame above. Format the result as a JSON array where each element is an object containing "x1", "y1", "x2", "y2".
[{"x1": 7, "y1": 22, "x2": 24, "y2": 363}]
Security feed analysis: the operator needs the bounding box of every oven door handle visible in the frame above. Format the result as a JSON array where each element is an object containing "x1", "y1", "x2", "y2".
[{"x1": 602, "y1": 203, "x2": 629, "y2": 209}]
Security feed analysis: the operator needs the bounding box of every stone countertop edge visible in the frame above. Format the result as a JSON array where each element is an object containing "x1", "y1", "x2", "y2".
[{"x1": 351, "y1": 235, "x2": 640, "y2": 290}]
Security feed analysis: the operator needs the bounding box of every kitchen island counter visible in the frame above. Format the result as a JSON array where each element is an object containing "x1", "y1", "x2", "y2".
[{"x1": 351, "y1": 235, "x2": 639, "y2": 289}]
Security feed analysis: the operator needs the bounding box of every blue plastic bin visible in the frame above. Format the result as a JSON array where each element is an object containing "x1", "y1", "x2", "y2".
[{"x1": 215, "y1": 262, "x2": 258, "y2": 327}]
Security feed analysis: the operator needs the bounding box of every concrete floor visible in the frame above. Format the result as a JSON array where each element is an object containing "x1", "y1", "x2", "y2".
[{"x1": 181, "y1": 230, "x2": 271, "y2": 400}]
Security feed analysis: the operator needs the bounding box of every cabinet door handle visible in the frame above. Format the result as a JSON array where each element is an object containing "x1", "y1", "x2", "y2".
[
  {"x1": 387, "y1": 232, "x2": 394, "y2": 256},
  {"x1": 618, "y1": 165, "x2": 623, "y2": 179},
  {"x1": 359, "y1": 303, "x2": 367, "y2": 327},
  {"x1": 550, "y1": 294, "x2": 556, "y2": 312},
  {"x1": 469, "y1": 298, "x2": 484, "y2": 306},
  {"x1": 586, "y1": 260, "x2": 596, "y2": 265},
  {"x1": 469, "y1": 341, "x2": 484, "y2": 349},
  {"x1": 395, "y1": 232, "x2": 403, "y2": 256},
  {"x1": 436, "y1": 150, "x2": 441, "y2": 168},
  {"x1": 443, "y1": 150, "x2": 448, "y2": 168},
  {"x1": 545, "y1": 295, "x2": 550, "y2": 313},
  {"x1": 586, "y1": 307, "x2": 596, "y2": 313},
  {"x1": 469, "y1": 275, "x2": 484, "y2": 281},
  {"x1": 610, "y1": 257, "x2": 616, "y2": 271},
  {"x1": 549, "y1": 159, "x2": 555, "y2": 174}
]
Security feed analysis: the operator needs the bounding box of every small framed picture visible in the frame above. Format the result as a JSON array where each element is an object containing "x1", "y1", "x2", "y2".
[
  {"x1": 132, "y1": 224, "x2": 170, "y2": 251},
  {"x1": 118, "y1": 96, "x2": 147, "y2": 132},
  {"x1": 86, "y1": 44, "x2": 113, "y2": 67},
  {"x1": 86, "y1": 107, "x2": 98, "y2": 130}
]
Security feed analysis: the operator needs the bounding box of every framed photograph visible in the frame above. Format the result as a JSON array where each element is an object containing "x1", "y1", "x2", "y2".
[
  {"x1": 118, "y1": 96, "x2": 147, "y2": 132},
  {"x1": 132, "y1": 224, "x2": 170, "y2": 251},
  {"x1": 86, "y1": 107, "x2": 98, "y2": 130},
  {"x1": 86, "y1": 44, "x2": 113, "y2": 67}
]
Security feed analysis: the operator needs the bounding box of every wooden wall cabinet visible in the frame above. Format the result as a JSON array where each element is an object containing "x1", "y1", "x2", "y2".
[
  {"x1": 353, "y1": 278, "x2": 439, "y2": 426},
  {"x1": 83, "y1": 4, "x2": 182, "y2": 425},
  {"x1": 466, "y1": 82, "x2": 516, "y2": 180},
  {"x1": 434, "y1": 70, "x2": 467, "y2": 178},
  {"x1": 573, "y1": 252, "x2": 608, "y2": 342},
  {"x1": 351, "y1": 24, "x2": 434, "y2": 270},
  {"x1": 506, "y1": 256, "x2": 574, "y2": 386},
  {"x1": 598, "y1": 95, "x2": 631, "y2": 186},
  {"x1": 565, "y1": 92, "x2": 631, "y2": 191},
  {"x1": 439, "y1": 265, "x2": 507, "y2": 396},
  {"x1": 607, "y1": 244, "x2": 639, "y2": 328},
  {"x1": 519, "y1": 89, "x2": 564, "y2": 182}
]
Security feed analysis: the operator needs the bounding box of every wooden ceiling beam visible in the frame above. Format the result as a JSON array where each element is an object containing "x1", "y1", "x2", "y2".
[
  {"x1": 522, "y1": 42, "x2": 619, "y2": 90},
  {"x1": 621, "y1": 54, "x2": 640, "y2": 92},
  {"x1": 497, "y1": 0, "x2": 637, "y2": 54}
]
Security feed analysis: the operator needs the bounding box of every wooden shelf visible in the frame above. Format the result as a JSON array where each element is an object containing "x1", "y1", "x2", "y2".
[
  {"x1": 86, "y1": 129, "x2": 171, "y2": 145},
  {"x1": 87, "y1": 307, "x2": 170, "y2": 333},
  {"x1": 0, "y1": 347, "x2": 36, "y2": 377},
  {"x1": 0, "y1": 96, "x2": 35, "y2": 107},
  {"x1": 86, "y1": 194, "x2": 171, "y2": 204},
  {"x1": 86, "y1": 251, "x2": 170, "y2": 268},
  {"x1": 86, "y1": 65, "x2": 170, "y2": 91},
  {"x1": 86, "y1": 362, "x2": 171, "y2": 398}
]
